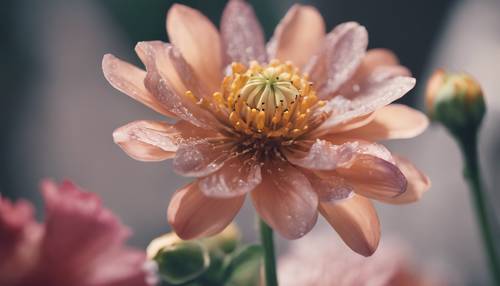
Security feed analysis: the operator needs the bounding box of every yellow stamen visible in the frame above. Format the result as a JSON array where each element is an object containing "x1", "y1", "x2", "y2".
[{"x1": 187, "y1": 60, "x2": 326, "y2": 139}]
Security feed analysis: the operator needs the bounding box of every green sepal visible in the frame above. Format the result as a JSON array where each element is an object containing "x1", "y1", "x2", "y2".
[
  {"x1": 154, "y1": 241, "x2": 210, "y2": 285},
  {"x1": 224, "y1": 244, "x2": 263, "y2": 286}
]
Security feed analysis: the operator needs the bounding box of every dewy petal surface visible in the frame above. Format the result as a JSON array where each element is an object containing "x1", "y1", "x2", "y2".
[
  {"x1": 135, "y1": 41, "x2": 220, "y2": 130},
  {"x1": 102, "y1": 54, "x2": 174, "y2": 117},
  {"x1": 338, "y1": 104, "x2": 429, "y2": 141},
  {"x1": 335, "y1": 154, "x2": 407, "y2": 200},
  {"x1": 305, "y1": 22, "x2": 368, "y2": 99},
  {"x1": 167, "y1": 4, "x2": 222, "y2": 92},
  {"x1": 337, "y1": 48, "x2": 407, "y2": 99},
  {"x1": 251, "y1": 160, "x2": 318, "y2": 239},
  {"x1": 319, "y1": 195, "x2": 380, "y2": 257},
  {"x1": 221, "y1": 0, "x2": 267, "y2": 66},
  {"x1": 113, "y1": 120, "x2": 216, "y2": 162},
  {"x1": 312, "y1": 75, "x2": 416, "y2": 137},
  {"x1": 377, "y1": 156, "x2": 430, "y2": 204},
  {"x1": 267, "y1": 4, "x2": 325, "y2": 69},
  {"x1": 113, "y1": 120, "x2": 181, "y2": 162},
  {"x1": 172, "y1": 140, "x2": 233, "y2": 177},
  {"x1": 198, "y1": 156, "x2": 261, "y2": 198},
  {"x1": 305, "y1": 171, "x2": 353, "y2": 202},
  {"x1": 167, "y1": 182, "x2": 245, "y2": 239},
  {"x1": 286, "y1": 140, "x2": 357, "y2": 170}
]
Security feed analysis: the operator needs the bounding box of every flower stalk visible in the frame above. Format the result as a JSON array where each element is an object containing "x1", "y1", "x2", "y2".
[
  {"x1": 457, "y1": 132, "x2": 500, "y2": 286},
  {"x1": 259, "y1": 218, "x2": 278, "y2": 286},
  {"x1": 425, "y1": 69, "x2": 498, "y2": 284}
]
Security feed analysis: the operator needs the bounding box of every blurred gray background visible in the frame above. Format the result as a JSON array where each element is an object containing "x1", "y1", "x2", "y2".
[{"x1": 1, "y1": 0, "x2": 499, "y2": 284}]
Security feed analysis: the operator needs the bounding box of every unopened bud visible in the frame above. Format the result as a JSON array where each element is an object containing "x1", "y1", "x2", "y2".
[
  {"x1": 203, "y1": 223, "x2": 241, "y2": 253},
  {"x1": 426, "y1": 69, "x2": 486, "y2": 137}
]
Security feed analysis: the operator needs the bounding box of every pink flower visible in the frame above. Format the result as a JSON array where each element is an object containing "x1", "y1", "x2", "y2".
[
  {"x1": 103, "y1": 0, "x2": 430, "y2": 256},
  {"x1": 0, "y1": 180, "x2": 152, "y2": 286},
  {"x1": 279, "y1": 234, "x2": 446, "y2": 286}
]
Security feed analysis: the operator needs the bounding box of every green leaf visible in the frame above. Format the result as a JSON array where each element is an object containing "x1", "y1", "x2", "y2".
[
  {"x1": 224, "y1": 245, "x2": 263, "y2": 286},
  {"x1": 154, "y1": 241, "x2": 210, "y2": 285}
]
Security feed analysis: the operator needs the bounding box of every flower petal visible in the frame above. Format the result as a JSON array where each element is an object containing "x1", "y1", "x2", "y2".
[
  {"x1": 312, "y1": 75, "x2": 416, "y2": 137},
  {"x1": 251, "y1": 160, "x2": 318, "y2": 239},
  {"x1": 198, "y1": 156, "x2": 261, "y2": 198},
  {"x1": 378, "y1": 155, "x2": 430, "y2": 204},
  {"x1": 135, "y1": 41, "x2": 220, "y2": 130},
  {"x1": 337, "y1": 49, "x2": 406, "y2": 98},
  {"x1": 304, "y1": 171, "x2": 353, "y2": 202},
  {"x1": 221, "y1": 0, "x2": 266, "y2": 66},
  {"x1": 305, "y1": 22, "x2": 368, "y2": 99},
  {"x1": 167, "y1": 4, "x2": 222, "y2": 92},
  {"x1": 167, "y1": 182, "x2": 245, "y2": 239},
  {"x1": 319, "y1": 195, "x2": 380, "y2": 256},
  {"x1": 102, "y1": 54, "x2": 174, "y2": 117},
  {"x1": 172, "y1": 140, "x2": 233, "y2": 177},
  {"x1": 267, "y1": 5, "x2": 325, "y2": 69},
  {"x1": 336, "y1": 154, "x2": 407, "y2": 200},
  {"x1": 339, "y1": 64, "x2": 412, "y2": 100},
  {"x1": 40, "y1": 180, "x2": 150, "y2": 286},
  {"x1": 338, "y1": 104, "x2": 429, "y2": 141},
  {"x1": 0, "y1": 197, "x2": 41, "y2": 285},
  {"x1": 285, "y1": 140, "x2": 357, "y2": 170},
  {"x1": 113, "y1": 120, "x2": 181, "y2": 162}
]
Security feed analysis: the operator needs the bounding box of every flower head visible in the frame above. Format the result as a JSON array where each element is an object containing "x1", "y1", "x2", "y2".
[
  {"x1": 103, "y1": 0, "x2": 430, "y2": 256},
  {"x1": 426, "y1": 69, "x2": 486, "y2": 138},
  {"x1": 0, "y1": 180, "x2": 153, "y2": 286}
]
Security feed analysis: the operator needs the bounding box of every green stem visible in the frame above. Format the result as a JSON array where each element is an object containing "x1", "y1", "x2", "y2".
[
  {"x1": 458, "y1": 133, "x2": 500, "y2": 285},
  {"x1": 259, "y1": 218, "x2": 278, "y2": 286}
]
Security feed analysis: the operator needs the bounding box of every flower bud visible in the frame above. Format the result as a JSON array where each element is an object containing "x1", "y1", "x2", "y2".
[
  {"x1": 425, "y1": 69, "x2": 486, "y2": 137},
  {"x1": 146, "y1": 224, "x2": 241, "y2": 260},
  {"x1": 203, "y1": 223, "x2": 241, "y2": 253}
]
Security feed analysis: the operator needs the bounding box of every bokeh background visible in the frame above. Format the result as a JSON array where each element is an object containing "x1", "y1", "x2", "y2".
[{"x1": 1, "y1": 0, "x2": 500, "y2": 284}]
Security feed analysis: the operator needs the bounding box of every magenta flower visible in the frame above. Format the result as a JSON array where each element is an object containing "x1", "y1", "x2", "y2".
[
  {"x1": 103, "y1": 0, "x2": 430, "y2": 256},
  {"x1": 0, "y1": 180, "x2": 152, "y2": 286}
]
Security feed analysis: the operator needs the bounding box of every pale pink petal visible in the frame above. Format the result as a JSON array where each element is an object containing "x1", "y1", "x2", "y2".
[
  {"x1": 311, "y1": 75, "x2": 416, "y2": 137},
  {"x1": 362, "y1": 48, "x2": 400, "y2": 67},
  {"x1": 286, "y1": 140, "x2": 357, "y2": 170},
  {"x1": 135, "y1": 41, "x2": 219, "y2": 130},
  {"x1": 172, "y1": 140, "x2": 234, "y2": 177},
  {"x1": 336, "y1": 154, "x2": 407, "y2": 200},
  {"x1": 167, "y1": 4, "x2": 222, "y2": 92},
  {"x1": 305, "y1": 22, "x2": 368, "y2": 99},
  {"x1": 304, "y1": 171, "x2": 353, "y2": 202},
  {"x1": 319, "y1": 112, "x2": 376, "y2": 134},
  {"x1": 338, "y1": 64, "x2": 411, "y2": 100},
  {"x1": 221, "y1": 0, "x2": 266, "y2": 65},
  {"x1": 113, "y1": 120, "x2": 180, "y2": 162},
  {"x1": 338, "y1": 104, "x2": 429, "y2": 141},
  {"x1": 251, "y1": 160, "x2": 318, "y2": 239},
  {"x1": 134, "y1": 41, "x2": 184, "y2": 97},
  {"x1": 319, "y1": 195, "x2": 380, "y2": 256},
  {"x1": 337, "y1": 49, "x2": 406, "y2": 99},
  {"x1": 102, "y1": 54, "x2": 174, "y2": 117},
  {"x1": 39, "y1": 180, "x2": 150, "y2": 286},
  {"x1": 198, "y1": 156, "x2": 261, "y2": 198},
  {"x1": 113, "y1": 120, "x2": 216, "y2": 162},
  {"x1": 267, "y1": 5, "x2": 325, "y2": 69},
  {"x1": 378, "y1": 156, "x2": 430, "y2": 204},
  {"x1": 287, "y1": 139, "x2": 393, "y2": 171},
  {"x1": 167, "y1": 182, "x2": 245, "y2": 239}
]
